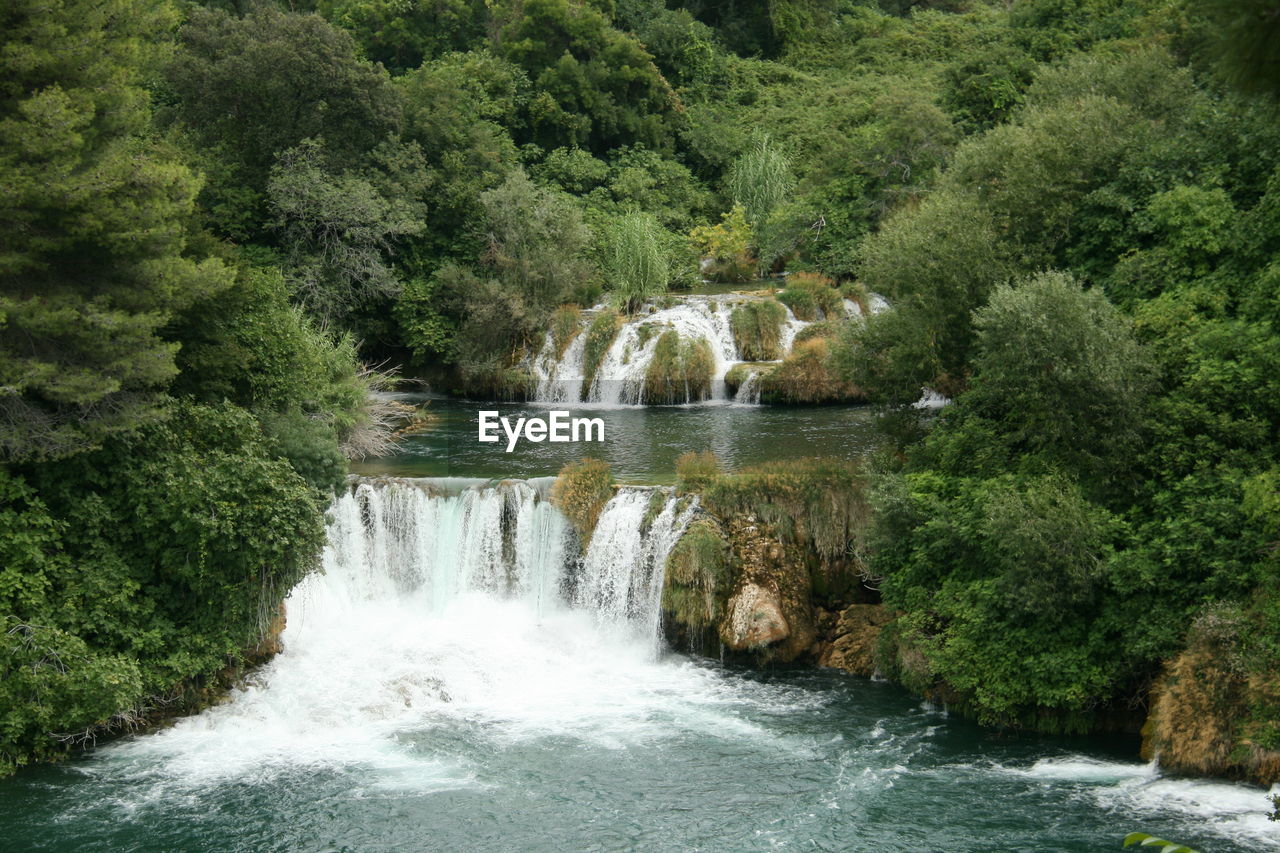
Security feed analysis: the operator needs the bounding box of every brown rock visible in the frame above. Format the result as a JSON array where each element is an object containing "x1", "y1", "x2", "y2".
[
  {"x1": 817, "y1": 603, "x2": 890, "y2": 677},
  {"x1": 722, "y1": 582, "x2": 789, "y2": 650}
]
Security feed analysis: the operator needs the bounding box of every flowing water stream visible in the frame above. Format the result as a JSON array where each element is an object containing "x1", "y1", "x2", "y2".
[{"x1": 0, "y1": 478, "x2": 1275, "y2": 851}]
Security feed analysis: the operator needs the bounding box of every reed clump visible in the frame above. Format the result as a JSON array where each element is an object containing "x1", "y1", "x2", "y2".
[
  {"x1": 730, "y1": 299, "x2": 787, "y2": 361},
  {"x1": 643, "y1": 330, "x2": 714, "y2": 404},
  {"x1": 550, "y1": 458, "x2": 614, "y2": 545}
]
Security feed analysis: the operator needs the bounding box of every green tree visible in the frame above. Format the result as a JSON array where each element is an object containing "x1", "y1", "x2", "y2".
[
  {"x1": 0, "y1": 0, "x2": 232, "y2": 462},
  {"x1": 495, "y1": 0, "x2": 683, "y2": 154},
  {"x1": 924, "y1": 271, "x2": 1153, "y2": 489},
  {"x1": 165, "y1": 4, "x2": 402, "y2": 233},
  {"x1": 267, "y1": 139, "x2": 427, "y2": 325}
]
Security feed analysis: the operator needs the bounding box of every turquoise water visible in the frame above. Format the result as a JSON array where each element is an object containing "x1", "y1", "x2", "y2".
[{"x1": 352, "y1": 396, "x2": 881, "y2": 482}]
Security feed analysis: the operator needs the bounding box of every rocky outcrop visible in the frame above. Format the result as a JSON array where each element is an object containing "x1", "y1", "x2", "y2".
[
  {"x1": 815, "y1": 603, "x2": 891, "y2": 677},
  {"x1": 1142, "y1": 644, "x2": 1280, "y2": 787},
  {"x1": 717, "y1": 516, "x2": 816, "y2": 663}
]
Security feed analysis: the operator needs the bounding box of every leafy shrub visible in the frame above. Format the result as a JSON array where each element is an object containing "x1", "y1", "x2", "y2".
[{"x1": 690, "y1": 204, "x2": 755, "y2": 283}]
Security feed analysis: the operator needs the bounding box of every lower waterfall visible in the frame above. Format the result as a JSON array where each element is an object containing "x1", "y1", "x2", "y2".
[{"x1": 14, "y1": 481, "x2": 1274, "y2": 853}]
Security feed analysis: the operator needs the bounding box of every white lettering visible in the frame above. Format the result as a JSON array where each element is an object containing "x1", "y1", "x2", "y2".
[
  {"x1": 502, "y1": 416, "x2": 526, "y2": 453},
  {"x1": 478, "y1": 410, "x2": 500, "y2": 443},
  {"x1": 478, "y1": 410, "x2": 605, "y2": 451},
  {"x1": 549, "y1": 410, "x2": 570, "y2": 442},
  {"x1": 574, "y1": 417, "x2": 604, "y2": 442}
]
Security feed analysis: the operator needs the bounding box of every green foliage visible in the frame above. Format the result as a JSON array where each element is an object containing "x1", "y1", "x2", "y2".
[
  {"x1": 550, "y1": 458, "x2": 614, "y2": 544},
  {"x1": 166, "y1": 4, "x2": 401, "y2": 214},
  {"x1": 847, "y1": 188, "x2": 1016, "y2": 398},
  {"x1": 776, "y1": 272, "x2": 843, "y2": 321},
  {"x1": 690, "y1": 204, "x2": 755, "y2": 283},
  {"x1": 730, "y1": 300, "x2": 787, "y2": 361},
  {"x1": 0, "y1": 0, "x2": 233, "y2": 461},
  {"x1": 924, "y1": 271, "x2": 1153, "y2": 490},
  {"x1": 604, "y1": 211, "x2": 670, "y2": 312},
  {"x1": 495, "y1": 0, "x2": 683, "y2": 154},
  {"x1": 726, "y1": 132, "x2": 795, "y2": 231},
  {"x1": 643, "y1": 331, "x2": 714, "y2": 404},
  {"x1": 317, "y1": 0, "x2": 487, "y2": 72},
  {"x1": 1, "y1": 403, "x2": 326, "y2": 772},
  {"x1": 268, "y1": 138, "x2": 426, "y2": 324}
]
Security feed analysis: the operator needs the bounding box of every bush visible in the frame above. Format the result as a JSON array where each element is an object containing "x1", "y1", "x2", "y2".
[
  {"x1": 730, "y1": 299, "x2": 788, "y2": 360},
  {"x1": 690, "y1": 204, "x2": 756, "y2": 283},
  {"x1": 550, "y1": 458, "x2": 614, "y2": 544},
  {"x1": 761, "y1": 338, "x2": 862, "y2": 404},
  {"x1": 777, "y1": 272, "x2": 844, "y2": 321},
  {"x1": 0, "y1": 402, "x2": 326, "y2": 773}
]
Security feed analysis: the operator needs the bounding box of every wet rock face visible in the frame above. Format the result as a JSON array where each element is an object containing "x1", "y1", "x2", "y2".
[
  {"x1": 816, "y1": 604, "x2": 890, "y2": 677},
  {"x1": 722, "y1": 582, "x2": 789, "y2": 650},
  {"x1": 717, "y1": 516, "x2": 816, "y2": 662}
]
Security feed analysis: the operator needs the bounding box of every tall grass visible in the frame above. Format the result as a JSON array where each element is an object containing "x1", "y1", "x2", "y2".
[
  {"x1": 550, "y1": 458, "x2": 614, "y2": 545},
  {"x1": 605, "y1": 211, "x2": 670, "y2": 313},
  {"x1": 730, "y1": 299, "x2": 787, "y2": 360}
]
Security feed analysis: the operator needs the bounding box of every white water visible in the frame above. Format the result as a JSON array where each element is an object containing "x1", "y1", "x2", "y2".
[
  {"x1": 90, "y1": 479, "x2": 706, "y2": 786},
  {"x1": 529, "y1": 294, "x2": 813, "y2": 406}
]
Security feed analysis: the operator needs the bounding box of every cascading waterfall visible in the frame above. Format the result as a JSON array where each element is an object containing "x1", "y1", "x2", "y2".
[
  {"x1": 573, "y1": 487, "x2": 698, "y2": 646},
  {"x1": 529, "y1": 293, "x2": 815, "y2": 406},
  {"x1": 585, "y1": 297, "x2": 740, "y2": 406},
  {"x1": 321, "y1": 478, "x2": 692, "y2": 640},
  {"x1": 732, "y1": 369, "x2": 762, "y2": 405}
]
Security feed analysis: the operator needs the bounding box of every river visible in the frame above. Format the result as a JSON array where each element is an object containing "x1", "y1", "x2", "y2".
[{"x1": 0, "y1": 406, "x2": 1275, "y2": 852}]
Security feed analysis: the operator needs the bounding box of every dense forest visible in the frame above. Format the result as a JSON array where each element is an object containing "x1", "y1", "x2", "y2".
[{"x1": 2, "y1": 0, "x2": 1279, "y2": 784}]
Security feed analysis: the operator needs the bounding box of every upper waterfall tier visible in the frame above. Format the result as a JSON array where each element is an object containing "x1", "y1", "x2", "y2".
[{"x1": 529, "y1": 293, "x2": 818, "y2": 406}]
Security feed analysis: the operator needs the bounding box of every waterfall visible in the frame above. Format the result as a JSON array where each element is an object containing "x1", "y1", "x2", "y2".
[
  {"x1": 532, "y1": 328, "x2": 588, "y2": 404},
  {"x1": 732, "y1": 369, "x2": 762, "y2": 405},
  {"x1": 585, "y1": 297, "x2": 739, "y2": 406},
  {"x1": 573, "y1": 487, "x2": 698, "y2": 648},
  {"x1": 319, "y1": 478, "x2": 692, "y2": 643}
]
